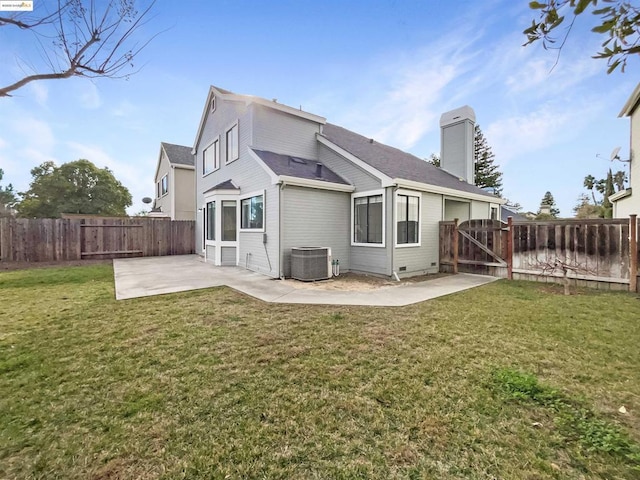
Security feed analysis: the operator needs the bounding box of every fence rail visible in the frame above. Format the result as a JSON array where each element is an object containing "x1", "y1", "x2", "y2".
[
  {"x1": 0, "y1": 217, "x2": 195, "y2": 263},
  {"x1": 440, "y1": 215, "x2": 639, "y2": 292}
]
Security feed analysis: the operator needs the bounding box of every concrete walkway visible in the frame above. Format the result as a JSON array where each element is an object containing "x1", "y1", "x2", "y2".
[{"x1": 113, "y1": 255, "x2": 498, "y2": 306}]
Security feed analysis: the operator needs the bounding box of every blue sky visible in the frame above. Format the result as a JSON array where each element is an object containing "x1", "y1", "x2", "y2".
[{"x1": 0, "y1": 0, "x2": 638, "y2": 216}]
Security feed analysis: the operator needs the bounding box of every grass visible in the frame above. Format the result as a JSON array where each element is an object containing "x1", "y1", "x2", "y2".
[{"x1": 1, "y1": 265, "x2": 639, "y2": 479}]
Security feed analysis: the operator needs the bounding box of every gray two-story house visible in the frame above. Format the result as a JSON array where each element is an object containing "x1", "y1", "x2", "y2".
[{"x1": 193, "y1": 86, "x2": 503, "y2": 279}]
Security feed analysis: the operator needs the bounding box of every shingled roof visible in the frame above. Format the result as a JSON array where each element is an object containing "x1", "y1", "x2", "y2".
[
  {"x1": 252, "y1": 149, "x2": 350, "y2": 185},
  {"x1": 161, "y1": 142, "x2": 194, "y2": 167},
  {"x1": 321, "y1": 123, "x2": 496, "y2": 198}
]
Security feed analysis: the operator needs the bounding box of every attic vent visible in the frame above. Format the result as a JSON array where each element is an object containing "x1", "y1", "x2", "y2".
[
  {"x1": 290, "y1": 157, "x2": 306, "y2": 164},
  {"x1": 210, "y1": 96, "x2": 216, "y2": 113}
]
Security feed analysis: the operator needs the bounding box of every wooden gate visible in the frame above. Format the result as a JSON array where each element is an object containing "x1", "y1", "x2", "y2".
[{"x1": 440, "y1": 218, "x2": 511, "y2": 276}]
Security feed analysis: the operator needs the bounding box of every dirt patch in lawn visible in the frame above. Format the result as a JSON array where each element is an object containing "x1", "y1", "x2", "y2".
[{"x1": 282, "y1": 272, "x2": 450, "y2": 291}]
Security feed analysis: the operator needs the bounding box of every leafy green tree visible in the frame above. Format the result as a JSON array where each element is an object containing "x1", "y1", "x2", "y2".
[
  {"x1": 474, "y1": 125, "x2": 503, "y2": 195},
  {"x1": 538, "y1": 191, "x2": 560, "y2": 218},
  {"x1": 524, "y1": 0, "x2": 640, "y2": 73},
  {"x1": 17, "y1": 159, "x2": 132, "y2": 218},
  {"x1": 583, "y1": 174, "x2": 597, "y2": 204},
  {"x1": 426, "y1": 153, "x2": 440, "y2": 167},
  {"x1": 0, "y1": 168, "x2": 18, "y2": 216},
  {"x1": 573, "y1": 193, "x2": 603, "y2": 218},
  {"x1": 613, "y1": 170, "x2": 628, "y2": 191}
]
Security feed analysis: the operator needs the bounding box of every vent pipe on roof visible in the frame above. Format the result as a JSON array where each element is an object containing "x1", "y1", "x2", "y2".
[
  {"x1": 440, "y1": 105, "x2": 476, "y2": 184},
  {"x1": 315, "y1": 163, "x2": 323, "y2": 178}
]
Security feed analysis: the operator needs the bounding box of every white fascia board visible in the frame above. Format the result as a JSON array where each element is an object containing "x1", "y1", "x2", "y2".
[
  {"x1": 619, "y1": 83, "x2": 640, "y2": 117},
  {"x1": 247, "y1": 148, "x2": 279, "y2": 183},
  {"x1": 392, "y1": 178, "x2": 506, "y2": 204},
  {"x1": 278, "y1": 175, "x2": 355, "y2": 192},
  {"x1": 609, "y1": 188, "x2": 632, "y2": 202},
  {"x1": 246, "y1": 97, "x2": 326, "y2": 124},
  {"x1": 153, "y1": 144, "x2": 166, "y2": 182},
  {"x1": 316, "y1": 134, "x2": 393, "y2": 186}
]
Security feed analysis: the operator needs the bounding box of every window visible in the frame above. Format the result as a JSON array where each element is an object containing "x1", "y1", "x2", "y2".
[
  {"x1": 210, "y1": 96, "x2": 216, "y2": 113},
  {"x1": 397, "y1": 194, "x2": 419, "y2": 245},
  {"x1": 491, "y1": 207, "x2": 498, "y2": 220},
  {"x1": 206, "y1": 201, "x2": 215, "y2": 241},
  {"x1": 241, "y1": 194, "x2": 264, "y2": 230},
  {"x1": 354, "y1": 194, "x2": 383, "y2": 244},
  {"x1": 160, "y1": 175, "x2": 168, "y2": 196},
  {"x1": 203, "y1": 139, "x2": 219, "y2": 175},
  {"x1": 222, "y1": 200, "x2": 236, "y2": 241},
  {"x1": 156, "y1": 181, "x2": 160, "y2": 198},
  {"x1": 226, "y1": 123, "x2": 238, "y2": 163}
]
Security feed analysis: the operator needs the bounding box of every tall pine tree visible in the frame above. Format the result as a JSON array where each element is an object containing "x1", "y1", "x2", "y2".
[{"x1": 474, "y1": 125, "x2": 503, "y2": 195}]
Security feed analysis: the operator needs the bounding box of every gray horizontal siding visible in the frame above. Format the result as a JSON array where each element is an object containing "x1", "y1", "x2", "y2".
[
  {"x1": 221, "y1": 246, "x2": 236, "y2": 265},
  {"x1": 393, "y1": 192, "x2": 442, "y2": 277},
  {"x1": 281, "y1": 186, "x2": 350, "y2": 278},
  {"x1": 318, "y1": 144, "x2": 380, "y2": 191},
  {"x1": 252, "y1": 104, "x2": 321, "y2": 159},
  {"x1": 350, "y1": 187, "x2": 393, "y2": 276},
  {"x1": 237, "y1": 184, "x2": 279, "y2": 277}
]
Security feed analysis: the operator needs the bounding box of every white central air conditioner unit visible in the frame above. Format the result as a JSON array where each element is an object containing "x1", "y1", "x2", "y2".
[{"x1": 291, "y1": 247, "x2": 332, "y2": 281}]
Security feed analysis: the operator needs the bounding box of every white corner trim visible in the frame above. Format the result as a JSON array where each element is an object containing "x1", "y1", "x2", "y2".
[
  {"x1": 316, "y1": 134, "x2": 392, "y2": 185},
  {"x1": 392, "y1": 178, "x2": 505, "y2": 204},
  {"x1": 278, "y1": 175, "x2": 355, "y2": 192}
]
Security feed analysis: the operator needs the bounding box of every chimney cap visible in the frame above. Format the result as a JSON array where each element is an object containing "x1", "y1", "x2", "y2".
[{"x1": 440, "y1": 105, "x2": 476, "y2": 127}]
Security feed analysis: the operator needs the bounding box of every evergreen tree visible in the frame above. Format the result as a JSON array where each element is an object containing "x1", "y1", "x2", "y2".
[
  {"x1": 538, "y1": 191, "x2": 560, "y2": 218},
  {"x1": 601, "y1": 169, "x2": 615, "y2": 218},
  {"x1": 474, "y1": 125, "x2": 503, "y2": 195},
  {"x1": 0, "y1": 168, "x2": 18, "y2": 216}
]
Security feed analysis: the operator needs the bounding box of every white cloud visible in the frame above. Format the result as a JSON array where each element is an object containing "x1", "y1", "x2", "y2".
[
  {"x1": 485, "y1": 100, "x2": 600, "y2": 165},
  {"x1": 29, "y1": 82, "x2": 49, "y2": 107},
  {"x1": 79, "y1": 81, "x2": 102, "y2": 109}
]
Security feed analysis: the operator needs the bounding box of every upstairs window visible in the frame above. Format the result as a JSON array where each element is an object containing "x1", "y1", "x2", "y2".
[
  {"x1": 354, "y1": 194, "x2": 383, "y2": 244},
  {"x1": 397, "y1": 193, "x2": 419, "y2": 245},
  {"x1": 203, "y1": 139, "x2": 219, "y2": 175},
  {"x1": 160, "y1": 174, "x2": 168, "y2": 196},
  {"x1": 226, "y1": 123, "x2": 239, "y2": 163},
  {"x1": 241, "y1": 194, "x2": 264, "y2": 230}
]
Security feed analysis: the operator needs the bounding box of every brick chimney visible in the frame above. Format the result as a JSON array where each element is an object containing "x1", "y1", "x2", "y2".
[{"x1": 440, "y1": 106, "x2": 476, "y2": 184}]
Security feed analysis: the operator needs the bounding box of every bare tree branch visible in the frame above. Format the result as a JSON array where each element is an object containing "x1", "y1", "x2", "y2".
[{"x1": 0, "y1": 0, "x2": 157, "y2": 98}]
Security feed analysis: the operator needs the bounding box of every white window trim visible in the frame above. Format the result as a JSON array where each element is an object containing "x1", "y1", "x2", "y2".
[
  {"x1": 202, "y1": 137, "x2": 220, "y2": 177},
  {"x1": 239, "y1": 189, "x2": 266, "y2": 233},
  {"x1": 210, "y1": 95, "x2": 216, "y2": 114},
  {"x1": 160, "y1": 174, "x2": 169, "y2": 197},
  {"x1": 225, "y1": 120, "x2": 239, "y2": 165},
  {"x1": 394, "y1": 189, "x2": 421, "y2": 248},
  {"x1": 202, "y1": 191, "x2": 240, "y2": 265},
  {"x1": 351, "y1": 189, "x2": 386, "y2": 248}
]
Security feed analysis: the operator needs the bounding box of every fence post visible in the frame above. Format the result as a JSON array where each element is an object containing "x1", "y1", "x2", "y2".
[
  {"x1": 507, "y1": 216, "x2": 513, "y2": 280},
  {"x1": 453, "y1": 218, "x2": 459, "y2": 274},
  {"x1": 630, "y1": 214, "x2": 637, "y2": 293}
]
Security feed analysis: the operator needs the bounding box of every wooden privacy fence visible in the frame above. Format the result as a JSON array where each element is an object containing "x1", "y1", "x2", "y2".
[
  {"x1": 440, "y1": 215, "x2": 639, "y2": 292},
  {"x1": 0, "y1": 217, "x2": 196, "y2": 263}
]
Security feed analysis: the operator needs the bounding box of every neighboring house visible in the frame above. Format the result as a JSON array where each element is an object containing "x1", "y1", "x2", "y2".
[
  {"x1": 611, "y1": 82, "x2": 639, "y2": 218},
  {"x1": 152, "y1": 142, "x2": 196, "y2": 220},
  {"x1": 193, "y1": 85, "x2": 504, "y2": 279},
  {"x1": 500, "y1": 205, "x2": 528, "y2": 222}
]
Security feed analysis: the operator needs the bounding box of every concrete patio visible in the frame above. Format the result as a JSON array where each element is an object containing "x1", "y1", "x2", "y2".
[{"x1": 113, "y1": 255, "x2": 498, "y2": 306}]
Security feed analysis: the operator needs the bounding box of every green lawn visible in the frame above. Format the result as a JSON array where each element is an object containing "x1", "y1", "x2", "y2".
[{"x1": 1, "y1": 265, "x2": 639, "y2": 479}]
